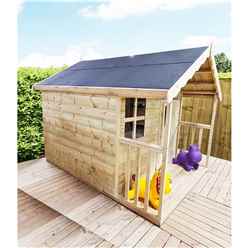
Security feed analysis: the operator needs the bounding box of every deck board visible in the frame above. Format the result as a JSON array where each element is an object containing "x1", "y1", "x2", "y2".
[
  {"x1": 110, "y1": 216, "x2": 146, "y2": 247},
  {"x1": 119, "y1": 220, "x2": 153, "y2": 247},
  {"x1": 162, "y1": 193, "x2": 231, "y2": 248},
  {"x1": 18, "y1": 156, "x2": 231, "y2": 248},
  {"x1": 18, "y1": 190, "x2": 110, "y2": 248},
  {"x1": 164, "y1": 163, "x2": 206, "y2": 218},
  {"x1": 18, "y1": 190, "x2": 60, "y2": 239}
]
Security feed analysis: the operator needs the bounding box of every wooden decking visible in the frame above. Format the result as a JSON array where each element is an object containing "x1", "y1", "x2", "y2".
[
  {"x1": 18, "y1": 191, "x2": 113, "y2": 247},
  {"x1": 18, "y1": 156, "x2": 231, "y2": 247}
]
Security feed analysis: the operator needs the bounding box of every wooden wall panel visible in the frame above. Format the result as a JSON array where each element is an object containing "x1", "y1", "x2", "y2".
[{"x1": 42, "y1": 92, "x2": 119, "y2": 195}]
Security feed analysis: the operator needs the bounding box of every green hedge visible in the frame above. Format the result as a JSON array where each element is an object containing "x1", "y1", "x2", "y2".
[
  {"x1": 17, "y1": 67, "x2": 231, "y2": 162},
  {"x1": 17, "y1": 67, "x2": 66, "y2": 162}
]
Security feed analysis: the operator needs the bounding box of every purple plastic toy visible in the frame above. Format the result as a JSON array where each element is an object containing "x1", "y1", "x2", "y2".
[
  {"x1": 172, "y1": 150, "x2": 187, "y2": 164},
  {"x1": 172, "y1": 144, "x2": 202, "y2": 172}
]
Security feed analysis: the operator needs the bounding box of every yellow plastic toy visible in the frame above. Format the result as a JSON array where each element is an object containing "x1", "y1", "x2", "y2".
[{"x1": 128, "y1": 167, "x2": 172, "y2": 209}]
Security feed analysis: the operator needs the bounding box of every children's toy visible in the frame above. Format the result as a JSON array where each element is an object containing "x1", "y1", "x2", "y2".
[
  {"x1": 149, "y1": 170, "x2": 172, "y2": 209},
  {"x1": 172, "y1": 144, "x2": 202, "y2": 171},
  {"x1": 128, "y1": 167, "x2": 172, "y2": 209}
]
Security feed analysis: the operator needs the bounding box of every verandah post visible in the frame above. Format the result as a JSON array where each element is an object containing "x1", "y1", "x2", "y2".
[
  {"x1": 158, "y1": 100, "x2": 173, "y2": 224},
  {"x1": 175, "y1": 93, "x2": 183, "y2": 156},
  {"x1": 206, "y1": 94, "x2": 218, "y2": 167}
]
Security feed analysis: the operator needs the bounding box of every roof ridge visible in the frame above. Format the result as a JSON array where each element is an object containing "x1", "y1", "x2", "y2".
[{"x1": 73, "y1": 46, "x2": 209, "y2": 64}]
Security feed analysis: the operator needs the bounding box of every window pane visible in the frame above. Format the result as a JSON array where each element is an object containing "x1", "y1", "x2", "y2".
[
  {"x1": 125, "y1": 98, "x2": 135, "y2": 118},
  {"x1": 136, "y1": 120, "x2": 145, "y2": 138},
  {"x1": 125, "y1": 122, "x2": 133, "y2": 138},
  {"x1": 137, "y1": 98, "x2": 146, "y2": 116}
]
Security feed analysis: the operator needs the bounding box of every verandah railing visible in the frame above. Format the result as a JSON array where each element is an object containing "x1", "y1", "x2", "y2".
[
  {"x1": 176, "y1": 94, "x2": 218, "y2": 167},
  {"x1": 118, "y1": 102, "x2": 173, "y2": 225},
  {"x1": 120, "y1": 137, "x2": 164, "y2": 224},
  {"x1": 117, "y1": 95, "x2": 218, "y2": 225}
]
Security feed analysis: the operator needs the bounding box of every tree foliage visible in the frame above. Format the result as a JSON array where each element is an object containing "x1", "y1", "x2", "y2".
[
  {"x1": 17, "y1": 67, "x2": 66, "y2": 162},
  {"x1": 214, "y1": 53, "x2": 232, "y2": 73}
]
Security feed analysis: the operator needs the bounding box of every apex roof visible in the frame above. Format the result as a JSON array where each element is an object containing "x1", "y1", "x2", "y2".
[{"x1": 35, "y1": 46, "x2": 221, "y2": 101}]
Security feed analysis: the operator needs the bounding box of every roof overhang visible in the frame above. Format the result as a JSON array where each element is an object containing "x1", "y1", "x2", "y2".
[
  {"x1": 166, "y1": 45, "x2": 222, "y2": 103},
  {"x1": 34, "y1": 45, "x2": 222, "y2": 102},
  {"x1": 34, "y1": 84, "x2": 168, "y2": 99}
]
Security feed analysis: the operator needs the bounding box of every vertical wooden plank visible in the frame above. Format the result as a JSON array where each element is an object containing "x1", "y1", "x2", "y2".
[
  {"x1": 189, "y1": 96, "x2": 199, "y2": 145},
  {"x1": 175, "y1": 94, "x2": 183, "y2": 155},
  {"x1": 135, "y1": 148, "x2": 142, "y2": 206},
  {"x1": 225, "y1": 108, "x2": 231, "y2": 160},
  {"x1": 160, "y1": 102, "x2": 167, "y2": 146},
  {"x1": 222, "y1": 80, "x2": 231, "y2": 160},
  {"x1": 183, "y1": 127, "x2": 188, "y2": 149},
  {"x1": 158, "y1": 101, "x2": 173, "y2": 224},
  {"x1": 198, "y1": 128, "x2": 203, "y2": 149},
  {"x1": 210, "y1": 51, "x2": 223, "y2": 101},
  {"x1": 190, "y1": 127, "x2": 196, "y2": 144},
  {"x1": 168, "y1": 98, "x2": 180, "y2": 164},
  {"x1": 144, "y1": 151, "x2": 153, "y2": 211},
  {"x1": 114, "y1": 97, "x2": 121, "y2": 197},
  {"x1": 182, "y1": 96, "x2": 193, "y2": 149},
  {"x1": 125, "y1": 145, "x2": 131, "y2": 201},
  {"x1": 158, "y1": 102, "x2": 167, "y2": 165},
  {"x1": 157, "y1": 100, "x2": 164, "y2": 145},
  {"x1": 201, "y1": 96, "x2": 213, "y2": 153},
  {"x1": 206, "y1": 94, "x2": 218, "y2": 167}
]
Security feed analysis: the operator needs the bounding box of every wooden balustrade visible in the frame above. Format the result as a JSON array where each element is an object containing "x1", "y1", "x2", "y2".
[
  {"x1": 176, "y1": 94, "x2": 218, "y2": 167},
  {"x1": 120, "y1": 137, "x2": 163, "y2": 153},
  {"x1": 177, "y1": 116, "x2": 216, "y2": 167},
  {"x1": 180, "y1": 121, "x2": 211, "y2": 130},
  {"x1": 178, "y1": 123, "x2": 207, "y2": 154},
  {"x1": 124, "y1": 145, "x2": 131, "y2": 201},
  {"x1": 119, "y1": 96, "x2": 218, "y2": 224},
  {"x1": 118, "y1": 96, "x2": 219, "y2": 225},
  {"x1": 198, "y1": 128, "x2": 203, "y2": 148},
  {"x1": 144, "y1": 151, "x2": 153, "y2": 212},
  {"x1": 120, "y1": 138, "x2": 163, "y2": 223}
]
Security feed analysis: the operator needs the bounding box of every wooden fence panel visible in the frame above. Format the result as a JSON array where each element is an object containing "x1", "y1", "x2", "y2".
[{"x1": 178, "y1": 79, "x2": 231, "y2": 161}]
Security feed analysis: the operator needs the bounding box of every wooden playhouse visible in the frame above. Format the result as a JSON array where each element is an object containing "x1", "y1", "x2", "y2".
[{"x1": 34, "y1": 46, "x2": 222, "y2": 226}]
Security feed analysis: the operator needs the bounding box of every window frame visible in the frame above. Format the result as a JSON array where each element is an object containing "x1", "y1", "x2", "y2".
[{"x1": 124, "y1": 98, "x2": 146, "y2": 139}]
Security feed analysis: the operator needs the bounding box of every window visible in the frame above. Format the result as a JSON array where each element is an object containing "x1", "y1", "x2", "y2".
[
  {"x1": 125, "y1": 98, "x2": 135, "y2": 118},
  {"x1": 136, "y1": 120, "x2": 145, "y2": 138},
  {"x1": 124, "y1": 98, "x2": 146, "y2": 139},
  {"x1": 124, "y1": 122, "x2": 133, "y2": 139},
  {"x1": 137, "y1": 99, "x2": 146, "y2": 116}
]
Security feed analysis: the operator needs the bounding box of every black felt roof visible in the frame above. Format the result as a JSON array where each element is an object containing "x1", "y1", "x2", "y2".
[{"x1": 38, "y1": 46, "x2": 208, "y2": 90}]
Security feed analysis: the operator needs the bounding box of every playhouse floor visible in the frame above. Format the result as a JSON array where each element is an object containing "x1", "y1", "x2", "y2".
[{"x1": 18, "y1": 156, "x2": 231, "y2": 248}]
